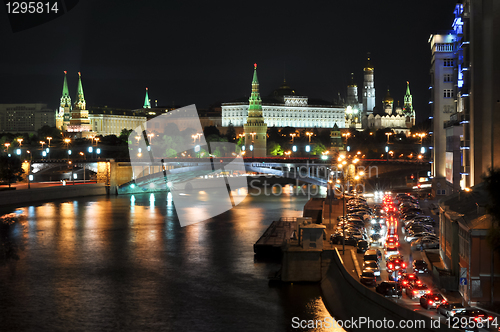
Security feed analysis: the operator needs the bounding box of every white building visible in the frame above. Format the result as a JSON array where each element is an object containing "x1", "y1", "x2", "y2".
[{"x1": 222, "y1": 80, "x2": 344, "y2": 129}]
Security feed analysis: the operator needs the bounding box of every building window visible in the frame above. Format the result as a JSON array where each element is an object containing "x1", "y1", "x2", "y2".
[
  {"x1": 444, "y1": 89, "x2": 454, "y2": 98},
  {"x1": 443, "y1": 59, "x2": 454, "y2": 67},
  {"x1": 444, "y1": 74, "x2": 452, "y2": 82}
]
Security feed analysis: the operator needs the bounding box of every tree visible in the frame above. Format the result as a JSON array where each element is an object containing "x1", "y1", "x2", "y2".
[
  {"x1": 0, "y1": 156, "x2": 24, "y2": 187},
  {"x1": 37, "y1": 125, "x2": 62, "y2": 139},
  {"x1": 483, "y1": 168, "x2": 500, "y2": 254},
  {"x1": 267, "y1": 141, "x2": 283, "y2": 156},
  {"x1": 226, "y1": 122, "x2": 236, "y2": 143},
  {"x1": 311, "y1": 142, "x2": 327, "y2": 155},
  {"x1": 119, "y1": 129, "x2": 134, "y2": 143},
  {"x1": 203, "y1": 125, "x2": 220, "y2": 138}
]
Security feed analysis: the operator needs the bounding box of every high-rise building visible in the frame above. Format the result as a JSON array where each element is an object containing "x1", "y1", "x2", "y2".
[
  {"x1": 362, "y1": 53, "x2": 375, "y2": 114},
  {"x1": 243, "y1": 64, "x2": 267, "y2": 157},
  {"x1": 0, "y1": 103, "x2": 55, "y2": 133},
  {"x1": 429, "y1": 33, "x2": 458, "y2": 195},
  {"x1": 432, "y1": 0, "x2": 500, "y2": 191}
]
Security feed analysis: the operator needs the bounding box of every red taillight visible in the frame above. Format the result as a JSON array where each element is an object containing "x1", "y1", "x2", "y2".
[
  {"x1": 403, "y1": 281, "x2": 408, "y2": 285},
  {"x1": 474, "y1": 317, "x2": 479, "y2": 322},
  {"x1": 434, "y1": 297, "x2": 439, "y2": 300},
  {"x1": 426, "y1": 290, "x2": 431, "y2": 294},
  {"x1": 416, "y1": 280, "x2": 422, "y2": 285},
  {"x1": 413, "y1": 290, "x2": 418, "y2": 294},
  {"x1": 428, "y1": 300, "x2": 434, "y2": 304},
  {"x1": 488, "y1": 316, "x2": 493, "y2": 320},
  {"x1": 402, "y1": 262, "x2": 406, "y2": 268}
]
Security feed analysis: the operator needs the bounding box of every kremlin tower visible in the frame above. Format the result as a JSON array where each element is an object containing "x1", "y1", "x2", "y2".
[{"x1": 243, "y1": 64, "x2": 267, "y2": 157}]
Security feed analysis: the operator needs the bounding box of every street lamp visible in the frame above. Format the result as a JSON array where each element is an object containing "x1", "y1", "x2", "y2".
[
  {"x1": 305, "y1": 132, "x2": 313, "y2": 143},
  {"x1": 385, "y1": 132, "x2": 393, "y2": 144},
  {"x1": 46, "y1": 137, "x2": 52, "y2": 147},
  {"x1": 290, "y1": 132, "x2": 297, "y2": 142},
  {"x1": 17, "y1": 138, "x2": 23, "y2": 146},
  {"x1": 4, "y1": 142, "x2": 10, "y2": 153}
]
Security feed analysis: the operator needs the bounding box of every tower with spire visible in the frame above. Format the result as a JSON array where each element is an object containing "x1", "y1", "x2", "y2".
[
  {"x1": 403, "y1": 81, "x2": 414, "y2": 115},
  {"x1": 68, "y1": 72, "x2": 91, "y2": 134},
  {"x1": 57, "y1": 70, "x2": 72, "y2": 130},
  {"x1": 143, "y1": 87, "x2": 151, "y2": 108},
  {"x1": 362, "y1": 52, "x2": 376, "y2": 114},
  {"x1": 243, "y1": 63, "x2": 267, "y2": 157}
]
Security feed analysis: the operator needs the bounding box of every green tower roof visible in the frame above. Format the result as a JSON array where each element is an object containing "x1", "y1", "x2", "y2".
[
  {"x1": 60, "y1": 70, "x2": 71, "y2": 107},
  {"x1": 62, "y1": 71, "x2": 69, "y2": 97},
  {"x1": 248, "y1": 63, "x2": 262, "y2": 112},
  {"x1": 75, "y1": 72, "x2": 85, "y2": 104},
  {"x1": 405, "y1": 81, "x2": 411, "y2": 95},
  {"x1": 143, "y1": 87, "x2": 151, "y2": 108}
]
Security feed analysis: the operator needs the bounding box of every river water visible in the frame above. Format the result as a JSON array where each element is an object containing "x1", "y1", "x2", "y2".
[{"x1": 0, "y1": 185, "x2": 344, "y2": 332}]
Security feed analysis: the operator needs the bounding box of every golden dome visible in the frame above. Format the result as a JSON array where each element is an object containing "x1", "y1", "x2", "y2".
[{"x1": 384, "y1": 88, "x2": 394, "y2": 103}]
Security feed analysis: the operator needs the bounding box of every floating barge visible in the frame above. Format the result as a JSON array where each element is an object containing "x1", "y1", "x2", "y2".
[{"x1": 254, "y1": 217, "x2": 312, "y2": 257}]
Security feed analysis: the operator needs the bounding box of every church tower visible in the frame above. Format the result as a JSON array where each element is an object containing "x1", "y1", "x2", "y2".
[
  {"x1": 68, "y1": 72, "x2": 91, "y2": 134},
  {"x1": 362, "y1": 53, "x2": 376, "y2": 114},
  {"x1": 143, "y1": 87, "x2": 151, "y2": 108},
  {"x1": 244, "y1": 64, "x2": 267, "y2": 157},
  {"x1": 58, "y1": 70, "x2": 71, "y2": 130},
  {"x1": 403, "y1": 81, "x2": 414, "y2": 115},
  {"x1": 383, "y1": 88, "x2": 394, "y2": 115},
  {"x1": 346, "y1": 73, "x2": 359, "y2": 106}
]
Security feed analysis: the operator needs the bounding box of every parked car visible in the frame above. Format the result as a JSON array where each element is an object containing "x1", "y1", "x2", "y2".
[
  {"x1": 405, "y1": 232, "x2": 437, "y2": 243},
  {"x1": 364, "y1": 249, "x2": 382, "y2": 262},
  {"x1": 357, "y1": 240, "x2": 369, "y2": 253},
  {"x1": 359, "y1": 270, "x2": 377, "y2": 287},
  {"x1": 412, "y1": 259, "x2": 429, "y2": 274},
  {"x1": 376, "y1": 281, "x2": 402, "y2": 298},
  {"x1": 406, "y1": 282, "x2": 430, "y2": 299},
  {"x1": 437, "y1": 303, "x2": 466, "y2": 317},
  {"x1": 362, "y1": 260, "x2": 381, "y2": 277},
  {"x1": 420, "y1": 293, "x2": 447, "y2": 309},
  {"x1": 411, "y1": 237, "x2": 439, "y2": 250}
]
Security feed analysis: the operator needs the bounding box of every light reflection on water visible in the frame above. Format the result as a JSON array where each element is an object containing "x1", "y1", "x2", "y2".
[{"x1": 0, "y1": 185, "x2": 343, "y2": 332}]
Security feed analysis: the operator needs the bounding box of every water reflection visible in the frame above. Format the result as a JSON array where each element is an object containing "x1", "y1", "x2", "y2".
[{"x1": 0, "y1": 188, "x2": 342, "y2": 331}]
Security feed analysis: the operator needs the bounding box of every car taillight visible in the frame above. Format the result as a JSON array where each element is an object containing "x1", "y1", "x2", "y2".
[
  {"x1": 488, "y1": 316, "x2": 493, "y2": 320},
  {"x1": 434, "y1": 297, "x2": 439, "y2": 300},
  {"x1": 403, "y1": 281, "x2": 408, "y2": 285},
  {"x1": 474, "y1": 317, "x2": 479, "y2": 322},
  {"x1": 388, "y1": 263, "x2": 393, "y2": 269},
  {"x1": 402, "y1": 262, "x2": 406, "y2": 268},
  {"x1": 428, "y1": 300, "x2": 434, "y2": 304},
  {"x1": 426, "y1": 290, "x2": 431, "y2": 294}
]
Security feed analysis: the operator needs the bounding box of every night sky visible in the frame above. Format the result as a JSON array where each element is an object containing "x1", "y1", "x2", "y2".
[{"x1": 0, "y1": 0, "x2": 456, "y2": 122}]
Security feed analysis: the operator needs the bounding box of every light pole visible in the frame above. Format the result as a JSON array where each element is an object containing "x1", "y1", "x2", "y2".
[
  {"x1": 290, "y1": 132, "x2": 297, "y2": 143},
  {"x1": 385, "y1": 132, "x2": 393, "y2": 144},
  {"x1": 46, "y1": 137, "x2": 52, "y2": 147},
  {"x1": 305, "y1": 132, "x2": 313, "y2": 143},
  {"x1": 4, "y1": 142, "x2": 10, "y2": 154},
  {"x1": 17, "y1": 138, "x2": 23, "y2": 147}
]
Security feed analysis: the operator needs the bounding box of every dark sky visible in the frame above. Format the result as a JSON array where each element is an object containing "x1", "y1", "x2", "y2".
[{"x1": 0, "y1": 0, "x2": 456, "y2": 122}]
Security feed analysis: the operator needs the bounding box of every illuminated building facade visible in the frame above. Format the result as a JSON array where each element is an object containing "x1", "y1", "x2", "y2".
[
  {"x1": 56, "y1": 71, "x2": 91, "y2": 135},
  {"x1": 222, "y1": 73, "x2": 345, "y2": 129}
]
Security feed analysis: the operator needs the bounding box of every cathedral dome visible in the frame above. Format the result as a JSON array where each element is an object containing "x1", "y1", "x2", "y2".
[{"x1": 384, "y1": 88, "x2": 394, "y2": 103}]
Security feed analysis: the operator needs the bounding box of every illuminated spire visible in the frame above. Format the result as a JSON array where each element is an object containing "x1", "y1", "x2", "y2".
[
  {"x1": 60, "y1": 70, "x2": 71, "y2": 108},
  {"x1": 248, "y1": 63, "x2": 262, "y2": 113},
  {"x1": 74, "y1": 72, "x2": 86, "y2": 110},
  {"x1": 403, "y1": 81, "x2": 414, "y2": 115},
  {"x1": 143, "y1": 87, "x2": 151, "y2": 109}
]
